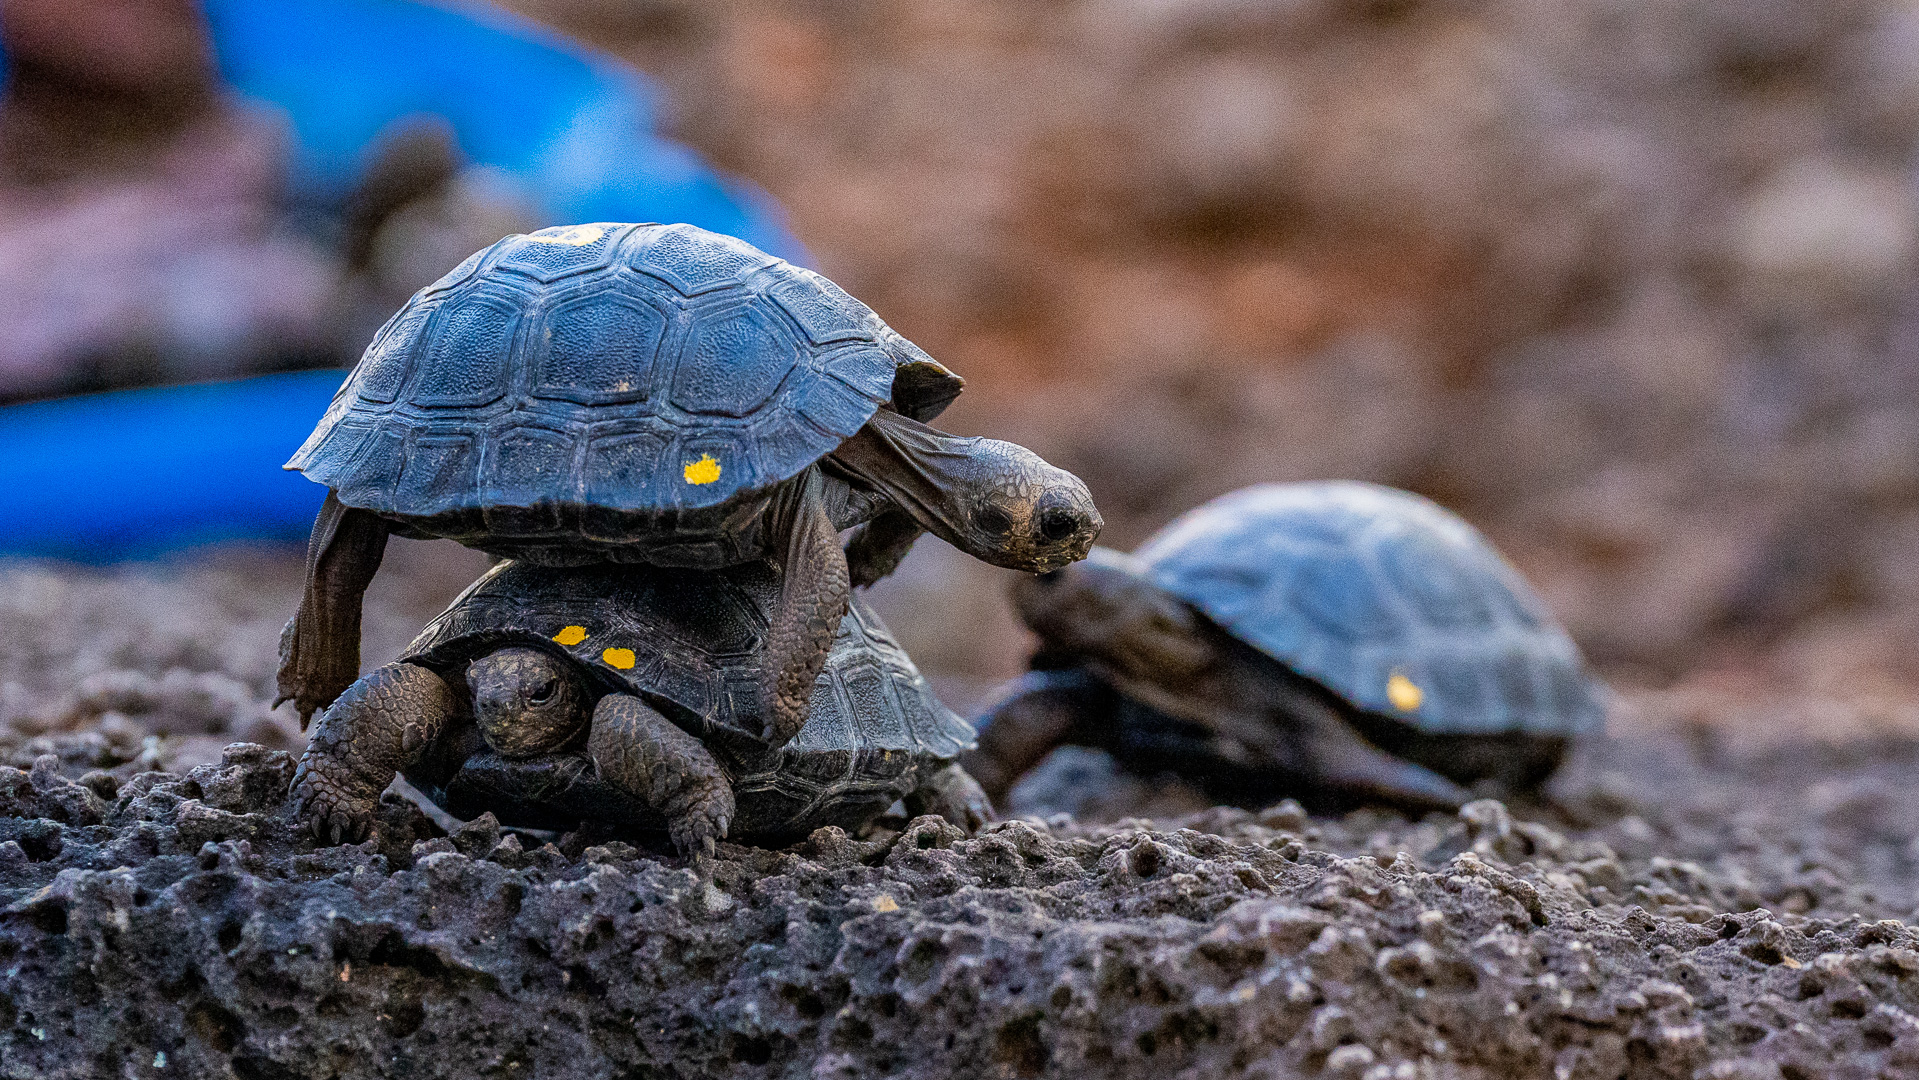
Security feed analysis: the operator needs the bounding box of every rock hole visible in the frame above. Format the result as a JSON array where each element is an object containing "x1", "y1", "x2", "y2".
[
  {"x1": 187, "y1": 1000, "x2": 244, "y2": 1053},
  {"x1": 132, "y1": 888, "x2": 150, "y2": 907},
  {"x1": 381, "y1": 999, "x2": 425, "y2": 1038},
  {"x1": 1781, "y1": 1064, "x2": 1813, "y2": 1080},
  {"x1": 833, "y1": 1014, "x2": 873, "y2": 1047},
  {"x1": 1050, "y1": 985, "x2": 1073, "y2": 1010},
  {"x1": 26, "y1": 903, "x2": 66, "y2": 936},
  {"x1": 917, "y1": 831, "x2": 937, "y2": 849},
  {"x1": 17, "y1": 832, "x2": 60, "y2": 863},
  {"x1": 1831, "y1": 999, "x2": 1867, "y2": 1020},
  {"x1": 1129, "y1": 844, "x2": 1162, "y2": 879},
  {"x1": 217, "y1": 921, "x2": 244, "y2": 954},
  {"x1": 1136, "y1": 1031, "x2": 1158, "y2": 1056},
  {"x1": 875, "y1": 993, "x2": 900, "y2": 1019},
  {"x1": 994, "y1": 1013, "x2": 1047, "y2": 1076},
  {"x1": 729, "y1": 1035, "x2": 773, "y2": 1066}
]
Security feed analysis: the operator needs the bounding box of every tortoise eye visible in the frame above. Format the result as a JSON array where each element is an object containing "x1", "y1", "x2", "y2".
[
  {"x1": 529, "y1": 680, "x2": 556, "y2": 705},
  {"x1": 975, "y1": 504, "x2": 1013, "y2": 535},
  {"x1": 1038, "y1": 506, "x2": 1080, "y2": 543}
]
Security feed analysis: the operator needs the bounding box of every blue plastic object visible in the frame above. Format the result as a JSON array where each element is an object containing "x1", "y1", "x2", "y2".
[
  {"x1": 0, "y1": 0, "x2": 810, "y2": 560},
  {"x1": 199, "y1": 0, "x2": 801, "y2": 261},
  {"x1": 0, "y1": 371, "x2": 345, "y2": 560}
]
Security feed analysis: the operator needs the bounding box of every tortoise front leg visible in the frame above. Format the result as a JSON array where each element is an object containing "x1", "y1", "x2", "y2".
[
  {"x1": 290, "y1": 661, "x2": 459, "y2": 844},
  {"x1": 589, "y1": 694, "x2": 736, "y2": 857},
  {"x1": 961, "y1": 668, "x2": 1116, "y2": 801},
  {"x1": 277, "y1": 491, "x2": 391, "y2": 730},
  {"x1": 904, "y1": 763, "x2": 994, "y2": 833},
  {"x1": 844, "y1": 508, "x2": 924, "y2": 589},
  {"x1": 761, "y1": 467, "x2": 850, "y2": 747}
]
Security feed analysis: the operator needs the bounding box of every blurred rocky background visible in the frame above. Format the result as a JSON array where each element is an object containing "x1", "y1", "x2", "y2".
[
  {"x1": 496, "y1": 0, "x2": 1919, "y2": 719},
  {"x1": 8, "y1": 0, "x2": 1919, "y2": 766}
]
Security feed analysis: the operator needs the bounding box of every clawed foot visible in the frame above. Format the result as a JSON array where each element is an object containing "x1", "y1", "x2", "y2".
[
  {"x1": 665, "y1": 784, "x2": 736, "y2": 859},
  {"x1": 289, "y1": 760, "x2": 380, "y2": 845},
  {"x1": 907, "y1": 764, "x2": 994, "y2": 835}
]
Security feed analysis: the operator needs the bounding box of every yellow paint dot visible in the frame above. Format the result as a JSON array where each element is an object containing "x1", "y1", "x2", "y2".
[
  {"x1": 552, "y1": 625, "x2": 588, "y2": 646},
  {"x1": 1387, "y1": 672, "x2": 1424, "y2": 712},
  {"x1": 602, "y1": 647, "x2": 636, "y2": 670},
  {"x1": 872, "y1": 895, "x2": 900, "y2": 913},
  {"x1": 525, "y1": 224, "x2": 604, "y2": 247},
  {"x1": 683, "y1": 454, "x2": 722, "y2": 485}
]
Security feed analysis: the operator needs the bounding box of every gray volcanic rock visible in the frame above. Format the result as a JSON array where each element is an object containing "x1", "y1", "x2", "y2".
[{"x1": 9, "y1": 737, "x2": 1919, "y2": 1078}]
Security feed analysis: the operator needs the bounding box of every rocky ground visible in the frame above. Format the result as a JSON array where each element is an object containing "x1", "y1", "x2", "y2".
[
  {"x1": 9, "y1": 553, "x2": 1919, "y2": 1078},
  {"x1": 10, "y1": 718, "x2": 1919, "y2": 1079}
]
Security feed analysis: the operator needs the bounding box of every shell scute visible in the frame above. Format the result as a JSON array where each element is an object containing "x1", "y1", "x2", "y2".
[
  {"x1": 670, "y1": 298, "x2": 801, "y2": 418},
  {"x1": 491, "y1": 223, "x2": 630, "y2": 283},
  {"x1": 413, "y1": 288, "x2": 523, "y2": 409},
  {"x1": 632, "y1": 224, "x2": 777, "y2": 296},
  {"x1": 531, "y1": 285, "x2": 673, "y2": 406}
]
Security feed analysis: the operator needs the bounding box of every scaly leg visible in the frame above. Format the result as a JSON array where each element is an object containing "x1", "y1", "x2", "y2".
[
  {"x1": 961, "y1": 668, "x2": 1115, "y2": 801},
  {"x1": 1273, "y1": 687, "x2": 1470, "y2": 812},
  {"x1": 904, "y1": 763, "x2": 994, "y2": 833},
  {"x1": 589, "y1": 694, "x2": 736, "y2": 857},
  {"x1": 761, "y1": 467, "x2": 850, "y2": 747},
  {"x1": 844, "y1": 508, "x2": 924, "y2": 589},
  {"x1": 290, "y1": 661, "x2": 459, "y2": 844},
  {"x1": 277, "y1": 492, "x2": 391, "y2": 729}
]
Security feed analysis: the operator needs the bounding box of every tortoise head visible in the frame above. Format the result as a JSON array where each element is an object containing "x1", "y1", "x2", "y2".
[
  {"x1": 1010, "y1": 547, "x2": 1214, "y2": 682},
  {"x1": 830, "y1": 407, "x2": 1102, "y2": 573},
  {"x1": 467, "y1": 646, "x2": 590, "y2": 759}
]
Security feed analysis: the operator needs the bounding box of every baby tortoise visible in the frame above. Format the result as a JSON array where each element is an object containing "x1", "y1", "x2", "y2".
[
  {"x1": 280, "y1": 222, "x2": 1101, "y2": 746},
  {"x1": 292, "y1": 558, "x2": 988, "y2": 852},
  {"x1": 965, "y1": 482, "x2": 1606, "y2": 812}
]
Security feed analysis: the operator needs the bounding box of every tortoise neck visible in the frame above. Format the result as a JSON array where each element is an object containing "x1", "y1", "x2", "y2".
[{"x1": 825, "y1": 407, "x2": 979, "y2": 548}]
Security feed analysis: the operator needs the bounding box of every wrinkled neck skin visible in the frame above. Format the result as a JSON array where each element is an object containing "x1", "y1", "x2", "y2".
[
  {"x1": 823, "y1": 412, "x2": 981, "y2": 544},
  {"x1": 826, "y1": 407, "x2": 1101, "y2": 572}
]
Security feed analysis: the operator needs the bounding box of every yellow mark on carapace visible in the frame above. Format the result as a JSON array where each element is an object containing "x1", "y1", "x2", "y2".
[
  {"x1": 1386, "y1": 672, "x2": 1424, "y2": 712},
  {"x1": 602, "y1": 647, "x2": 636, "y2": 670},
  {"x1": 552, "y1": 625, "x2": 588, "y2": 646},
  {"x1": 872, "y1": 895, "x2": 900, "y2": 913},
  {"x1": 683, "y1": 454, "x2": 722, "y2": 485},
  {"x1": 525, "y1": 224, "x2": 605, "y2": 247}
]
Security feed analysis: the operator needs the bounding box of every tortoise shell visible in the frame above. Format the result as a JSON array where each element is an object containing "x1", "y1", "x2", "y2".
[
  {"x1": 401, "y1": 558, "x2": 976, "y2": 840},
  {"x1": 287, "y1": 223, "x2": 963, "y2": 565},
  {"x1": 1134, "y1": 481, "x2": 1605, "y2": 736}
]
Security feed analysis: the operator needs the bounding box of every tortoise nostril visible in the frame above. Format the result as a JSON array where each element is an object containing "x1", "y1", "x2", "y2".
[{"x1": 1039, "y1": 507, "x2": 1081, "y2": 543}]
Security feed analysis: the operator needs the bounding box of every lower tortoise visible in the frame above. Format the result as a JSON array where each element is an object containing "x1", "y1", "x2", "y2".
[
  {"x1": 292, "y1": 558, "x2": 988, "y2": 852},
  {"x1": 965, "y1": 482, "x2": 1607, "y2": 812}
]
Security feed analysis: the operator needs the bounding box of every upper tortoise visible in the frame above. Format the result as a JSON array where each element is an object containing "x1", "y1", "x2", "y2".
[
  {"x1": 966, "y1": 482, "x2": 1607, "y2": 811},
  {"x1": 279, "y1": 223, "x2": 1101, "y2": 744}
]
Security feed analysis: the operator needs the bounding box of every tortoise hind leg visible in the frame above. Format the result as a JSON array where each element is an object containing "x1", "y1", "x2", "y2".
[
  {"x1": 277, "y1": 492, "x2": 391, "y2": 730},
  {"x1": 761, "y1": 467, "x2": 850, "y2": 747},
  {"x1": 905, "y1": 763, "x2": 994, "y2": 833},
  {"x1": 291, "y1": 661, "x2": 460, "y2": 844},
  {"x1": 589, "y1": 694, "x2": 736, "y2": 857},
  {"x1": 1274, "y1": 689, "x2": 1470, "y2": 812}
]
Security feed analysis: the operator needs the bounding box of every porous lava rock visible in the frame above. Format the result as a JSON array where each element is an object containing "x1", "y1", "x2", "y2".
[{"x1": 8, "y1": 736, "x2": 1919, "y2": 1078}]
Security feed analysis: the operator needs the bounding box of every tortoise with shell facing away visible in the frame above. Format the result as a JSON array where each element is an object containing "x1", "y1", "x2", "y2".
[
  {"x1": 964, "y1": 482, "x2": 1607, "y2": 813},
  {"x1": 279, "y1": 222, "x2": 1101, "y2": 748},
  {"x1": 291, "y1": 557, "x2": 989, "y2": 852}
]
